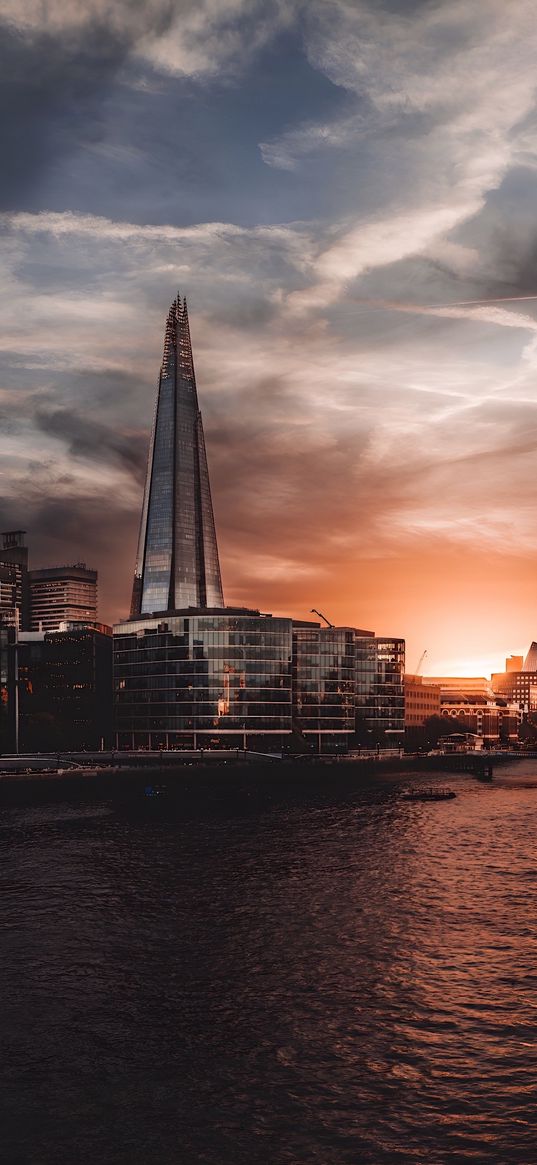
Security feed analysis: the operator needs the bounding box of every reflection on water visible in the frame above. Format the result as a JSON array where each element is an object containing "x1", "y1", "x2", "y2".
[{"x1": 2, "y1": 765, "x2": 537, "y2": 1163}]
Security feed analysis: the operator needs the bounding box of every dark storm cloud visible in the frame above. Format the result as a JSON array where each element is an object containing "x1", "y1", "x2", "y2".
[
  {"x1": 33, "y1": 404, "x2": 148, "y2": 484},
  {"x1": 0, "y1": 5, "x2": 177, "y2": 206},
  {"x1": 0, "y1": 25, "x2": 122, "y2": 204},
  {"x1": 205, "y1": 401, "x2": 423, "y2": 561},
  {"x1": 0, "y1": 492, "x2": 139, "y2": 619}
]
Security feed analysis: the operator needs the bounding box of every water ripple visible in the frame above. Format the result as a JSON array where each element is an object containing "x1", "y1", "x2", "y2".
[{"x1": 1, "y1": 771, "x2": 537, "y2": 1162}]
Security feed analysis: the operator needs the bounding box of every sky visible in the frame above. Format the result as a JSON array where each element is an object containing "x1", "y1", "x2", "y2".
[{"x1": 2, "y1": 0, "x2": 537, "y2": 676}]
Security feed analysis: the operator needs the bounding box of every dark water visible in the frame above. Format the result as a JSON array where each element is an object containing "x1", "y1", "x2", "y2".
[{"x1": 2, "y1": 764, "x2": 537, "y2": 1164}]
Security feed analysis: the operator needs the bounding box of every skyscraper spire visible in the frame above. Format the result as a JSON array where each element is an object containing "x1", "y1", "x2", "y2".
[{"x1": 130, "y1": 295, "x2": 224, "y2": 616}]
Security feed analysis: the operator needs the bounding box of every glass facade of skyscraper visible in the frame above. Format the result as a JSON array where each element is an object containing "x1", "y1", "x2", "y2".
[
  {"x1": 131, "y1": 296, "x2": 223, "y2": 616},
  {"x1": 114, "y1": 611, "x2": 292, "y2": 750}
]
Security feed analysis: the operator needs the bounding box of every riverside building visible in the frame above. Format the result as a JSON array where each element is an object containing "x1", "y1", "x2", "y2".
[
  {"x1": 355, "y1": 636, "x2": 406, "y2": 744},
  {"x1": 438, "y1": 695, "x2": 519, "y2": 744},
  {"x1": 16, "y1": 622, "x2": 113, "y2": 751},
  {"x1": 404, "y1": 674, "x2": 442, "y2": 727},
  {"x1": 2, "y1": 622, "x2": 113, "y2": 752},
  {"x1": 114, "y1": 609, "x2": 293, "y2": 752}
]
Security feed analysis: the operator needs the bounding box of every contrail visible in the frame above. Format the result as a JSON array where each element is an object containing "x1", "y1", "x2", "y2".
[
  {"x1": 353, "y1": 294, "x2": 537, "y2": 310},
  {"x1": 428, "y1": 294, "x2": 537, "y2": 308}
]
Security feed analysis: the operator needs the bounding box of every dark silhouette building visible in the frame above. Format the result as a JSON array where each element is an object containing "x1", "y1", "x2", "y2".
[
  {"x1": 16, "y1": 623, "x2": 113, "y2": 751},
  {"x1": 0, "y1": 622, "x2": 17, "y2": 752}
]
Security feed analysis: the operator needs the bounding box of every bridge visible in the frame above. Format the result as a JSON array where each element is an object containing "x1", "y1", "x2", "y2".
[
  {"x1": 1, "y1": 747, "x2": 536, "y2": 778},
  {"x1": 0, "y1": 748, "x2": 284, "y2": 774}
]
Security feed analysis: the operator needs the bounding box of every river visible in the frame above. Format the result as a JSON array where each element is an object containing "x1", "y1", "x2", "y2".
[{"x1": 2, "y1": 762, "x2": 536, "y2": 1163}]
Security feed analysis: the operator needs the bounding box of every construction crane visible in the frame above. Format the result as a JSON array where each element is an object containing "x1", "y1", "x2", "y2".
[
  {"x1": 414, "y1": 649, "x2": 428, "y2": 675},
  {"x1": 310, "y1": 608, "x2": 333, "y2": 628}
]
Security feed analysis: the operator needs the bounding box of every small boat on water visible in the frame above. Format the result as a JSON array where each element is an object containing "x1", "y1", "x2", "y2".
[{"x1": 400, "y1": 787, "x2": 456, "y2": 802}]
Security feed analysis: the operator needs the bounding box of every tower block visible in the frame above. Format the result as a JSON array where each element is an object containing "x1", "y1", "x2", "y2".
[{"x1": 131, "y1": 296, "x2": 223, "y2": 615}]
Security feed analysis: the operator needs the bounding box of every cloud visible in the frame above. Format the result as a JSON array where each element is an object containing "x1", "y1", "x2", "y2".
[
  {"x1": 1, "y1": 209, "x2": 307, "y2": 251},
  {"x1": 1, "y1": 0, "x2": 294, "y2": 79},
  {"x1": 33, "y1": 404, "x2": 148, "y2": 484},
  {"x1": 0, "y1": 18, "x2": 145, "y2": 205},
  {"x1": 366, "y1": 298, "x2": 537, "y2": 335},
  {"x1": 286, "y1": 201, "x2": 484, "y2": 314},
  {"x1": 0, "y1": 1, "x2": 295, "y2": 204},
  {"x1": 259, "y1": 114, "x2": 361, "y2": 171},
  {"x1": 0, "y1": 490, "x2": 140, "y2": 619},
  {"x1": 256, "y1": 1, "x2": 537, "y2": 315},
  {"x1": 3, "y1": 0, "x2": 537, "y2": 668}
]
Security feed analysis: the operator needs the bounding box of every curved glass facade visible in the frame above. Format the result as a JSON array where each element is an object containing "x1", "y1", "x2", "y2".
[
  {"x1": 114, "y1": 615, "x2": 405, "y2": 752},
  {"x1": 114, "y1": 612, "x2": 292, "y2": 749}
]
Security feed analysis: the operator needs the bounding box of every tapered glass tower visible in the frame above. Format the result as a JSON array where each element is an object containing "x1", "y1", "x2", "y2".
[{"x1": 131, "y1": 295, "x2": 223, "y2": 615}]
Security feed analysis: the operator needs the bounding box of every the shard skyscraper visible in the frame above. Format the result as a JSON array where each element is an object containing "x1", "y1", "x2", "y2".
[{"x1": 130, "y1": 295, "x2": 224, "y2": 616}]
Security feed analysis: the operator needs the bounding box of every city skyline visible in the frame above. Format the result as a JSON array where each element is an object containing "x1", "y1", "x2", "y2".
[{"x1": 2, "y1": 2, "x2": 537, "y2": 675}]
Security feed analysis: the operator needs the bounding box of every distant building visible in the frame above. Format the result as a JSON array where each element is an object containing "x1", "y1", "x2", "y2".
[
  {"x1": 29, "y1": 564, "x2": 97, "y2": 632},
  {"x1": 506, "y1": 655, "x2": 524, "y2": 673},
  {"x1": 404, "y1": 674, "x2": 442, "y2": 727},
  {"x1": 523, "y1": 642, "x2": 537, "y2": 671},
  {"x1": 0, "y1": 531, "x2": 29, "y2": 629},
  {"x1": 15, "y1": 623, "x2": 113, "y2": 751},
  {"x1": 491, "y1": 668, "x2": 537, "y2": 714},
  {"x1": 439, "y1": 695, "x2": 519, "y2": 743},
  {"x1": 425, "y1": 676, "x2": 491, "y2": 699}
]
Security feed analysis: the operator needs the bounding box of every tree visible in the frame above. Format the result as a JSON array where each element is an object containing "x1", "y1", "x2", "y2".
[{"x1": 405, "y1": 715, "x2": 457, "y2": 752}]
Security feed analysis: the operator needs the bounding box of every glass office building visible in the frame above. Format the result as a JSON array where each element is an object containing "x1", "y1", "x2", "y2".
[
  {"x1": 355, "y1": 636, "x2": 405, "y2": 743},
  {"x1": 131, "y1": 295, "x2": 223, "y2": 617},
  {"x1": 292, "y1": 623, "x2": 358, "y2": 751},
  {"x1": 114, "y1": 611, "x2": 292, "y2": 751}
]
